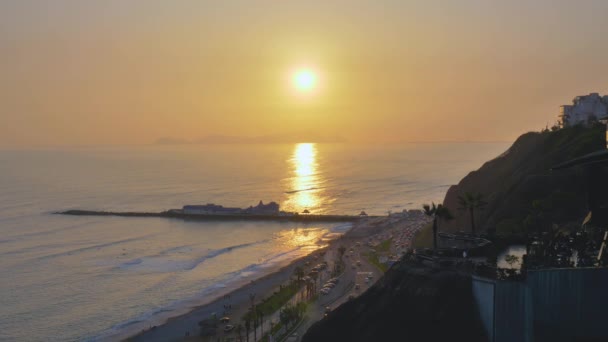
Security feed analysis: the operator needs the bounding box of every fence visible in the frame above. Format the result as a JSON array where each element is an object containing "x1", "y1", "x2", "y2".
[{"x1": 472, "y1": 268, "x2": 608, "y2": 342}]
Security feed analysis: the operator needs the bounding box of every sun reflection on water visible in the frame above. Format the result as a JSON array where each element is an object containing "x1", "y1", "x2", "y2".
[
  {"x1": 279, "y1": 227, "x2": 324, "y2": 248},
  {"x1": 283, "y1": 143, "x2": 327, "y2": 213}
]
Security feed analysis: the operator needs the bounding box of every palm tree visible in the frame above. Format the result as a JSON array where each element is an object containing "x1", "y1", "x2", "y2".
[
  {"x1": 294, "y1": 266, "x2": 305, "y2": 284},
  {"x1": 305, "y1": 278, "x2": 314, "y2": 299},
  {"x1": 236, "y1": 324, "x2": 244, "y2": 342},
  {"x1": 423, "y1": 203, "x2": 453, "y2": 251},
  {"x1": 279, "y1": 308, "x2": 289, "y2": 329},
  {"x1": 253, "y1": 312, "x2": 258, "y2": 342},
  {"x1": 310, "y1": 272, "x2": 318, "y2": 294},
  {"x1": 338, "y1": 245, "x2": 346, "y2": 260},
  {"x1": 259, "y1": 310, "x2": 264, "y2": 338},
  {"x1": 244, "y1": 316, "x2": 250, "y2": 342},
  {"x1": 457, "y1": 192, "x2": 487, "y2": 235},
  {"x1": 248, "y1": 293, "x2": 256, "y2": 341},
  {"x1": 249, "y1": 292, "x2": 256, "y2": 312}
]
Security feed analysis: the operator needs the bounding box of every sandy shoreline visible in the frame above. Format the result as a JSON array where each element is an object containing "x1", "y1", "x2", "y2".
[
  {"x1": 126, "y1": 250, "x2": 320, "y2": 342},
  {"x1": 125, "y1": 214, "x2": 426, "y2": 341}
]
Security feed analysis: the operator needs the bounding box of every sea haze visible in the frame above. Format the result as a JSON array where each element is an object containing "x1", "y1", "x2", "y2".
[{"x1": 0, "y1": 142, "x2": 509, "y2": 341}]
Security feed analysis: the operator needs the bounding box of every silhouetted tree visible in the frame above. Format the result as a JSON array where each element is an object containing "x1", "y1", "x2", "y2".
[
  {"x1": 236, "y1": 324, "x2": 244, "y2": 342},
  {"x1": 338, "y1": 245, "x2": 346, "y2": 260},
  {"x1": 505, "y1": 254, "x2": 520, "y2": 269},
  {"x1": 458, "y1": 192, "x2": 487, "y2": 234},
  {"x1": 294, "y1": 266, "x2": 305, "y2": 284},
  {"x1": 310, "y1": 272, "x2": 318, "y2": 294},
  {"x1": 253, "y1": 312, "x2": 258, "y2": 341},
  {"x1": 244, "y1": 316, "x2": 250, "y2": 342},
  {"x1": 259, "y1": 309, "x2": 264, "y2": 338},
  {"x1": 248, "y1": 293, "x2": 257, "y2": 341},
  {"x1": 423, "y1": 203, "x2": 454, "y2": 251}
]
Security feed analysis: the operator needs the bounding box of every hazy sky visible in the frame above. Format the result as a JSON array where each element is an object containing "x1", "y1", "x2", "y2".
[{"x1": 1, "y1": 0, "x2": 608, "y2": 147}]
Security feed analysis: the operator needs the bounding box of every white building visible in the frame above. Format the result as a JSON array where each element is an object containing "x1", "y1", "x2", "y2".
[{"x1": 559, "y1": 93, "x2": 608, "y2": 127}]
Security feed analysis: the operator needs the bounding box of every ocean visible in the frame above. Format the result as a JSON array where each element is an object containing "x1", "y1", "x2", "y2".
[{"x1": 0, "y1": 142, "x2": 509, "y2": 341}]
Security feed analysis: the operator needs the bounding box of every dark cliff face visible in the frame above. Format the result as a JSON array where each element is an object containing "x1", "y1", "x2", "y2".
[
  {"x1": 441, "y1": 125, "x2": 606, "y2": 233},
  {"x1": 301, "y1": 262, "x2": 487, "y2": 342}
]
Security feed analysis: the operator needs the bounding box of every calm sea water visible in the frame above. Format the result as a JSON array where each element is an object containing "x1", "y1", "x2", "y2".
[{"x1": 0, "y1": 142, "x2": 509, "y2": 341}]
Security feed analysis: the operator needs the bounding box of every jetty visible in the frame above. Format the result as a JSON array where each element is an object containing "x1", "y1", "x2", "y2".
[{"x1": 56, "y1": 209, "x2": 374, "y2": 223}]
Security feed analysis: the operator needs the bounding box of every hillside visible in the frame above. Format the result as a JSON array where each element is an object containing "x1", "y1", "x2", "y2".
[
  {"x1": 441, "y1": 125, "x2": 606, "y2": 234},
  {"x1": 301, "y1": 261, "x2": 486, "y2": 342}
]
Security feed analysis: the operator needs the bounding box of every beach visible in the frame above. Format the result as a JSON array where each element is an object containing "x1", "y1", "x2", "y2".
[
  {"x1": 127, "y1": 212, "x2": 429, "y2": 341},
  {"x1": 0, "y1": 143, "x2": 504, "y2": 341}
]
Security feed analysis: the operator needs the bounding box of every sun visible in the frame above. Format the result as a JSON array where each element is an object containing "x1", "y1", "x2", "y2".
[{"x1": 292, "y1": 69, "x2": 317, "y2": 92}]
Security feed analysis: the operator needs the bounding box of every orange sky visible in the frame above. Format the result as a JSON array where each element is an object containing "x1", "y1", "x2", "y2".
[{"x1": 1, "y1": 1, "x2": 608, "y2": 147}]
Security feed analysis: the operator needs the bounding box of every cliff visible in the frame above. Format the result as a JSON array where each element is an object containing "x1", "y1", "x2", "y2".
[
  {"x1": 441, "y1": 125, "x2": 606, "y2": 234},
  {"x1": 301, "y1": 262, "x2": 486, "y2": 342}
]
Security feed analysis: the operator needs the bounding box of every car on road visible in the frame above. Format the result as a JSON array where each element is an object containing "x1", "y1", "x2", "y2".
[
  {"x1": 223, "y1": 325, "x2": 235, "y2": 332},
  {"x1": 325, "y1": 306, "x2": 332, "y2": 313},
  {"x1": 320, "y1": 288, "x2": 331, "y2": 295},
  {"x1": 355, "y1": 283, "x2": 360, "y2": 290},
  {"x1": 324, "y1": 282, "x2": 336, "y2": 288},
  {"x1": 220, "y1": 317, "x2": 230, "y2": 323}
]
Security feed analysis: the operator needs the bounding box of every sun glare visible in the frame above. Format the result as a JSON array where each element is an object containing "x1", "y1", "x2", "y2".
[
  {"x1": 292, "y1": 69, "x2": 316, "y2": 92},
  {"x1": 283, "y1": 143, "x2": 328, "y2": 213}
]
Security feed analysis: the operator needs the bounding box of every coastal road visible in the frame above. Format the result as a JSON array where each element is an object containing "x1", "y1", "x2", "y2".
[
  {"x1": 286, "y1": 243, "x2": 383, "y2": 342},
  {"x1": 131, "y1": 219, "x2": 396, "y2": 342}
]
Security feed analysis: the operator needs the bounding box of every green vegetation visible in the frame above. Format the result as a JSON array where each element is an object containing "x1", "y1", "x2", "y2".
[
  {"x1": 270, "y1": 321, "x2": 283, "y2": 335},
  {"x1": 377, "y1": 238, "x2": 392, "y2": 252},
  {"x1": 362, "y1": 238, "x2": 393, "y2": 272},
  {"x1": 243, "y1": 282, "x2": 301, "y2": 323},
  {"x1": 365, "y1": 251, "x2": 389, "y2": 272},
  {"x1": 494, "y1": 190, "x2": 582, "y2": 238},
  {"x1": 280, "y1": 302, "x2": 307, "y2": 329},
  {"x1": 260, "y1": 302, "x2": 308, "y2": 342},
  {"x1": 412, "y1": 223, "x2": 433, "y2": 248},
  {"x1": 260, "y1": 321, "x2": 284, "y2": 342},
  {"x1": 504, "y1": 254, "x2": 520, "y2": 269}
]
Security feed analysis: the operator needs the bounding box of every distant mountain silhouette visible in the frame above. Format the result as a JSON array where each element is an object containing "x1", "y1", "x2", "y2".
[
  {"x1": 154, "y1": 137, "x2": 192, "y2": 145},
  {"x1": 154, "y1": 133, "x2": 346, "y2": 145}
]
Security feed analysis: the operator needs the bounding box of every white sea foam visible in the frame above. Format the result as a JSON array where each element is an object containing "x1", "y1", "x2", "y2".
[{"x1": 0, "y1": 142, "x2": 510, "y2": 341}]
